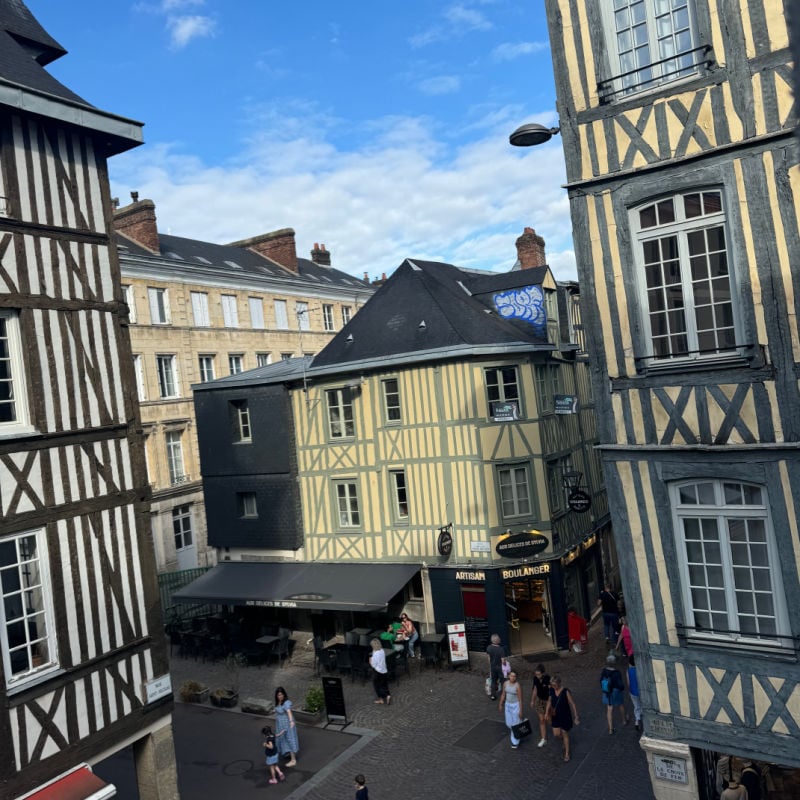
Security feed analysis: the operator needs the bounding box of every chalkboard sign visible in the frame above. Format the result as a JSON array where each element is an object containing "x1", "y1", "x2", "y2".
[
  {"x1": 464, "y1": 616, "x2": 490, "y2": 652},
  {"x1": 322, "y1": 676, "x2": 347, "y2": 725}
]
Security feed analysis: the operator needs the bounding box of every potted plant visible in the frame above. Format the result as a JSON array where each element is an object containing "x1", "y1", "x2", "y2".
[
  {"x1": 179, "y1": 680, "x2": 209, "y2": 703},
  {"x1": 210, "y1": 653, "x2": 245, "y2": 708},
  {"x1": 294, "y1": 685, "x2": 325, "y2": 724}
]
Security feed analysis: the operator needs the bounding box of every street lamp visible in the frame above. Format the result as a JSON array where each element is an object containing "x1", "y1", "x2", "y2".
[
  {"x1": 509, "y1": 122, "x2": 561, "y2": 147},
  {"x1": 561, "y1": 470, "x2": 583, "y2": 491}
]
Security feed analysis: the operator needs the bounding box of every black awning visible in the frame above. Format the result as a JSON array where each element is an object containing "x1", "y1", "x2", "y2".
[{"x1": 172, "y1": 561, "x2": 419, "y2": 612}]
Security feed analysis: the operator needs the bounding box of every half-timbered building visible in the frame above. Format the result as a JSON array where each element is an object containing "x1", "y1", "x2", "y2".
[
  {"x1": 183, "y1": 231, "x2": 609, "y2": 655},
  {"x1": 0, "y1": 3, "x2": 178, "y2": 798},
  {"x1": 540, "y1": 0, "x2": 799, "y2": 797}
]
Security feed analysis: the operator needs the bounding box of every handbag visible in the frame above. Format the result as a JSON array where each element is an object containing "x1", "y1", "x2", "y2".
[
  {"x1": 485, "y1": 676, "x2": 493, "y2": 696},
  {"x1": 511, "y1": 718, "x2": 533, "y2": 739}
]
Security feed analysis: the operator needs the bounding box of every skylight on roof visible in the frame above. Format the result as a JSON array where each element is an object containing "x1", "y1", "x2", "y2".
[
  {"x1": 342, "y1": 278, "x2": 357, "y2": 285},
  {"x1": 194, "y1": 256, "x2": 211, "y2": 264},
  {"x1": 165, "y1": 251, "x2": 184, "y2": 260},
  {"x1": 224, "y1": 260, "x2": 243, "y2": 270},
  {"x1": 320, "y1": 275, "x2": 332, "y2": 283},
  {"x1": 260, "y1": 266, "x2": 274, "y2": 275}
]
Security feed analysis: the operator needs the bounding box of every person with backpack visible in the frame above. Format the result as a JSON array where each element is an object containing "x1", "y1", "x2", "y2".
[{"x1": 600, "y1": 654, "x2": 629, "y2": 734}]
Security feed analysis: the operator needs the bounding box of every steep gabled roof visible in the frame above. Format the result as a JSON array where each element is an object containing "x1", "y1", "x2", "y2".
[{"x1": 311, "y1": 258, "x2": 551, "y2": 368}]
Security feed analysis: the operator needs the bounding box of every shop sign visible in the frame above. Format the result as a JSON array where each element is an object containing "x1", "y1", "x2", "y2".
[
  {"x1": 495, "y1": 531, "x2": 549, "y2": 559},
  {"x1": 470, "y1": 541, "x2": 491, "y2": 553},
  {"x1": 245, "y1": 599, "x2": 298, "y2": 608},
  {"x1": 554, "y1": 394, "x2": 579, "y2": 414},
  {"x1": 567, "y1": 489, "x2": 592, "y2": 512},
  {"x1": 654, "y1": 755, "x2": 688, "y2": 784},
  {"x1": 437, "y1": 528, "x2": 453, "y2": 557},
  {"x1": 455, "y1": 569, "x2": 486, "y2": 582},
  {"x1": 490, "y1": 400, "x2": 520, "y2": 421},
  {"x1": 501, "y1": 563, "x2": 551, "y2": 580},
  {"x1": 143, "y1": 674, "x2": 172, "y2": 704}
]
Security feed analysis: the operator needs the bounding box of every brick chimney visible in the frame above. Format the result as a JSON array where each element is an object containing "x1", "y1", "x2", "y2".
[
  {"x1": 310, "y1": 243, "x2": 331, "y2": 266},
  {"x1": 515, "y1": 227, "x2": 547, "y2": 269},
  {"x1": 228, "y1": 228, "x2": 298, "y2": 273},
  {"x1": 113, "y1": 194, "x2": 160, "y2": 253}
]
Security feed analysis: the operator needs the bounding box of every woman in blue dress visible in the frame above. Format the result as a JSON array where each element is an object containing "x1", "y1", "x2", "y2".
[{"x1": 274, "y1": 686, "x2": 299, "y2": 767}]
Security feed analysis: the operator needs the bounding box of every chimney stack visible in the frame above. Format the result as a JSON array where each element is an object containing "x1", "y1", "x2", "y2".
[
  {"x1": 515, "y1": 227, "x2": 547, "y2": 269},
  {"x1": 113, "y1": 197, "x2": 160, "y2": 254},
  {"x1": 228, "y1": 228, "x2": 298, "y2": 273},
  {"x1": 310, "y1": 242, "x2": 331, "y2": 266}
]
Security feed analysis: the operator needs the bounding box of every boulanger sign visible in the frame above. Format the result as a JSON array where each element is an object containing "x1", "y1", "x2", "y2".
[
  {"x1": 495, "y1": 531, "x2": 549, "y2": 559},
  {"x1": 501, "y1": 563, "x2": 551, "y2": 580}
]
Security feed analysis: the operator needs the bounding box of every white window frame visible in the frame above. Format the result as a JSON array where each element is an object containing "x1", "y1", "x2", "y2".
[
  {"x1": 0, "y1": 311, "x2": 32, "y2": 434},
  {"x1": 497, "y1": 463, "x2": 533, "y2": 519},
  {"x1": 601, "y1": 0, "x2": 700, "y2": 98},
  {"x1": 221, "y1": 294, "x2": 239, "y2": 328},
  {"x1": 148, "y1": 287, "x2": 169, "y2": 324},
  {"x1": 334, "y1": 481, "x2": 361, "y2": 528},
  {"x1": 280, "y1": 352, "x2": 293, "y2": 361},
  {"x1": 133, "y1": 354, "x2": 146, "y2": 401},
  {"x1": 341, "y1": 305, "x2": 353, "y2": 326},
  {"x1": 0, "y1": 528, "x2": 59, "y2": 689},
  {"x1": 156, "y1": 354, "x2": 179, "y2": 398},
  {"x1": 671, "y1": 479, "x2": 790, "y2": 650},
  {"x1": 390, "y1": 469, "x2": 409, "y2": 523},
  {"x1": 248, "y1": 297, "x2": 265, "y2": 329},
  {"x1": 632, "y1": 190, "x2": 740, "y2": 366},
  {"x1": 256, "y1": 352, "x2": 272, "y2": 367},
  {"x1": 485, "y1": 365, "x2": 522, "y2": 419},
  {"x1": 190, "y1": 292, "x2": 210, "y2": 327},
  {"x1": 326, "y1": 388, "x2": 354, "y2": 439},
  {"x1": 322, "y1": 304, "x2": 335, "y2": 332},
  {"x1": 382, "y1": 378, "x2": 401, "y2": 424},
  {"x1": 228, "y1": 354, "x2": 244, "y2": 375},
  {"x1": 274, "y1": 299, "x2": 289, "y2": 330},
  {"x1": 172, "y1": 505, "x2": 193, "y2": 551},
  {"x1": 198, "y1": 355, "x2": 215, "y2": 383},
  {"x1": 238, "y1": 492, "x2": 258, "y2": 518},
  {"x1": 296, "y1": 301, "x2": 310, "y2": 331},
  {"x1": 123, "y1": 284, "x2": 137, "y2": 323},
  {"x1": 165, "y1": 430, "x2": 186, "y2": 485},
  {"x1": 232, "y1": 400, "x2": 252, "y2": 442}
]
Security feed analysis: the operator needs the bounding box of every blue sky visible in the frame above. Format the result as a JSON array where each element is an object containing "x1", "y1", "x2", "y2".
[{"x1": 33, "y1": 1, "x2": 574, "y2": 280}]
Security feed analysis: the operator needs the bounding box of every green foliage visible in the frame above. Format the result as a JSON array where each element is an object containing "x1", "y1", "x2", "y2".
[{"x1": 303, "y1": 685, "x2": 325, "y2": 713}]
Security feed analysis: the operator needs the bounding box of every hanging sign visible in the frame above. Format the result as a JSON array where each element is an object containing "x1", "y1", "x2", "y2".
[
  {"x1": 495, "y1": 531, "x2": 549, "y2": 559},
  {"x1": 437, "y1": 528, "x2": 453, "y2": 556},
  {"x1": 567, "y1": 489, "x2": 592, "y2": 512},
  {"x1": 554, "y1": 394, "x2": 579, "y2": 414}
]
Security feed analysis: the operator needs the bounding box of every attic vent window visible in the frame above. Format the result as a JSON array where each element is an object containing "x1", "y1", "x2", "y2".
[
  {"x1": 346, "y1": 334, "x2": 354, "y2": 343},
  {"x1": 224, "y1": 260, "x2": 243, "y2": 270},
  {"x1": 418, "y1": 320, "x2": 427, "y2": 330}
]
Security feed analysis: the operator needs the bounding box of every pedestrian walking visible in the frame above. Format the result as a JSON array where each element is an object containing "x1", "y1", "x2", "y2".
[
  {"x1": 530, "y1": 663, "x2": 551, "y2": 748},
  {"x1": 354, "y1": 773, "x2": 369, "y2": 800},
  {"x1": 720, "y1": 779, "x2": 748, "y2": 800},
  {"x1": 616, "y1": 616, "x2": 633, "y2": 658},
  {"x1": 498, "y1": 670, "x2": 523, "y2": 749},
  {"x1": 597, "y1": 584, "x2": 620, "y2": 643},
  {"x1": 261, "y1": 725, "x2": 285, "y2": 784},
  {"x1": 600, "y1": 654, "x2": 629, "y2": 734},
  {"x1": 369, "y1": 638, "x2": 391, "y2": 705},
  {"x1": 486, "y1": 633, "x2": 505, "y2": 700},
  {"x1": 544, "y1": 675, "x2": 579, "y2": 762},
  {"x1": 273, "y1": 686, "x2": 299, "y2": 767},
  {"x1": 627, "y1": 654, "x2": 642, "y2": 731},
  {"x1": 567, "y1": 608, "x2": 588, "y2": 653}
]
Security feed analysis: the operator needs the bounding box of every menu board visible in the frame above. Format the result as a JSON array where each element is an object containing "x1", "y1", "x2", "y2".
[
  {"x1": 464, "y1": 616, "x2": 490, "y2": 653},
  {"x1": 447, "y1": 622, "x2": 469, "y2": 664},
  {"x1": 322, "y1": 676, "x2": 347, "y2": 723}
]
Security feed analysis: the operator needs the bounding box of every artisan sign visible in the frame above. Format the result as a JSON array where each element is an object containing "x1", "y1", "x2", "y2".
[
  {"x1": 495, "y1": 531, "x2": 549, "y2": 559},
  {"x1": 455, "y1": 569, "x2": 486, "y2": 582}
]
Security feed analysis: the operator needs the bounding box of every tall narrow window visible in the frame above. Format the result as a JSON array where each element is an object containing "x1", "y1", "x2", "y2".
[
  {"x1": 0, "y1": 529, "x2": 58, "y2": 687},
  {"x1": 0, "y1": 311, "x2": 29, "y2": 431},
  {"x1": 382, "y1": 378, "x2": 401, "y2": 423},
  {"x1": 148, "y1": 287, "x2": 169, "y2": 324},
  {"x1": 335, "y1": 481, "x2": 360, "y2": 528},
  {"x1": 191, "y1": 292, "x2": 210, "y2": 327},
  {"x1": 497, "y1": 464, "x2": 532, "y2": 518},
  {"x1": 237, "y1": 492, "x2": 258, "y2": 518},
  {"x1": 280, "y1": 352, "x2": 293, "y2": 361},
  {"x1": 221, "y1": 295, "x2": 239, "y2": 328},
  {"x1": 156, "y1": 355, "x2": 179, "y2": 398},
  {"x1": 296, "y1": 301, "x2": 310, "y2": 331},
  {"x1": 165, "y1": 431, "x2": 186, "y2": 484},
  {"x1": 341, "y1": 306, "x2": 353, "y2": 325},
  {"x1": 231, "y1": 400, "x2": 252, "y2": 442},
  {"x1": 228, "y1": 354, "x2": 244, "y2": 375},
  {"x1": 274, "y1": 300, "x2": 289, "y2": 329},
  {"x1": 172, "y1": 505, "x2": 193, "y2": 550},
  {"x1": 133, "y1": 354, "x2": 146, "y2": 400},
  {"x1": 326, "y1": 388, "x2": 354, "y2": 439},
  {"x1": 323, "y1": 304, "x2": 335, "y2": 332},
  {"x1": 546, "y1": 457, "x2": 574, "y2": 512},
  {"x1": 485, "y1": 366, "x2": 521, "y2": 419},
  {"x1": 256, "y1": 353, "x2": 272, "y2": 367},
  {"x1": 124, "y1": 284, "x2": 137, "y2": 323},
  {"x1": 198, "y1": 355, "x2": 215, "y2": 382},
  {"x1": 391, "y1": 470, "x2": 409, "y2": 522},
  {"x1": 249, "y1": 297, "x2": 265, "y2": 329}
]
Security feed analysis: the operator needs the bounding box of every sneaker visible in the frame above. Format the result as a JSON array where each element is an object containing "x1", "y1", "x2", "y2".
[
  {"x1": 511, "y1": 744, "x2": 519, "y2": 750},
  {"x1": 537, "y1": 738, "x2": 546, "y2": 748},
  {"x1": 490, "y1": 695, "x2": 496, "y2": 701},
  {"x1": 268, "y1": 779, "x2": 278, "y2": 785}
]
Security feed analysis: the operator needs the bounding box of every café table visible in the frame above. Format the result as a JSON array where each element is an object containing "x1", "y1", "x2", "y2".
[{"x1": 420, "y1": 633, "x2": 447, "y2": 668}]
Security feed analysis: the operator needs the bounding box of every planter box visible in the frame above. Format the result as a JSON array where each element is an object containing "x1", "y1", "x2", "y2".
[
  {"x1": 294, "y1": 708, "x2": 324, "y2": 725},
  {"x1": 180, "y1": 687, "x2": 209, "y2": 704},
  {"x1": 210, "y1": 691, "x2": 239, "y2": 709}
]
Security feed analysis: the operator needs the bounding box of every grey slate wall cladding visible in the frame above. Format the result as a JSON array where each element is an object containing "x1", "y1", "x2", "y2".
[{"x1": 792, "y1": 1, "x2": 800, "y2": 142}]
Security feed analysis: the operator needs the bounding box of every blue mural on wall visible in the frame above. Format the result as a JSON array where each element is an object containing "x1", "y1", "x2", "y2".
[{"x1": 493, "y1": 284, "x2": 547, "y2": 335}]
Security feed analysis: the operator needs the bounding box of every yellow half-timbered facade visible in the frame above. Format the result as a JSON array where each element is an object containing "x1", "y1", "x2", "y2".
[{"x1": 541, "y1": 0, "x2": 799, "y2": 797}]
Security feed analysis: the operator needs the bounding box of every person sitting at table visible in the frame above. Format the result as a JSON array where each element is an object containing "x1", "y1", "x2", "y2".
[
  {"x1": 380, "y1": 623, "x2": 405, "y2": 652},
  {"x1": 400, "y1": 614, "x2": 418, "y2": 658}
]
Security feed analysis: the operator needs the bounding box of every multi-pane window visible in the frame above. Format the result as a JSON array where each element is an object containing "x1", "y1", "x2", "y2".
[
  {"x1": 133, "y1": 354, "x2": 146, "y2": 401},
  {"x1": 237, "y1": 492, "x2": 258, "y2": 518},
  {"x1": 274, "y1": 300, "x2": 289, "y2": 330},
  {"x1": 228, "y1": 354, "x2": 244, "y2": 375},
  {"x1": 0, "y1": 311, "x2": 29, "y2": 430},
  {"x1": 604, "y1": 0, "x2": 698, "y2": 97},
  {"x1": 391, "y1": 470, "x2": 409, "y2": 522},
  {"x1": 382, "y1": 378, "x2": 401, "y2": 423},
  {"x1": 156, "y1": 355, "x2": 179, "y2": 398},
  {"x1": 165, "y1": 431, "x2": 186, "y2": 484},
  {"x1": 546, "y1": 456, "x2": 574, "y2": 512},
  {"x1": 148, "y1": 287, "x2": 169, "y2": 324},
  {"x1": 498, "y1": 464, "x2": 532, "y2": 518},
  {"x1": 249, "y1": 297, "x2": 265, "y2": 329},
  {"x1": 335, "y1": 481, "x2": 360, "y2": 528},
  {"x1": 0, "y1": 529, "x2": 57, "y2": 687},
  {"x1": 323, "y1": 304, "x2": 335, "y2": 332},
  {"x1": 124, "y1": 284, "x2": 137, "y2": 323},
  {"x1": 485, "y1": 366, "x2": 521, "y2": 419},
  {"x1": 672, "y1": 480, "x2": 789, "y2": 647},
  {"x1": 256, "y1": 353, "x2": 272, "y2": 367},
  {"x1": 198, "y1": 355, "x2": 215, "y2": 382},
  {"x1": 232, "y1": 400, "x2": 252, "y2": 442},
  {"x1": 341, "y1": 306, "x2": 353, "y2": 326},
  {"x1": 172, "y1": 505, "x2": 193, "y2": 551},
  {"x1": 534, "y1": 365, "x2": 563, "y2": 414},
  {"x1": 221, "y1": 295, "x2": 239, "y2": 328},
  {"x1": 296, "y1": 301, "x2": 310, "y2": 331},
  {"x1": 191, "y1": 291, "x2": 210, "y2": 327},
  {"x1": 635, "y1": 190, "x2": 737, "y2": 363},
  {"x1": 327, "y1": 388, "x2": 354, "y2": 439}
]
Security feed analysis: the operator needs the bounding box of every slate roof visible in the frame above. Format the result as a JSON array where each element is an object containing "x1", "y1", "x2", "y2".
[
  {"x1": 193, "y1": 356, "x2": 314, "y2": 391},
  {"x1": 118, "y1": 232, "x2": 371, "y2": 292},
  {"x1": 311, "y1": 258, "x2": 552, "y2": 369}
]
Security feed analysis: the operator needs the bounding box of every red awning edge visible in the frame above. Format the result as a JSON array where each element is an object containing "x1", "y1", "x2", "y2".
[{"x1": 19, "y1": 763, "x2": 115, "y2": 800}]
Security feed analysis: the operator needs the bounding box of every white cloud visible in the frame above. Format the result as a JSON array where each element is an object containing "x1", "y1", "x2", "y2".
[
  {"x1": 492, "y1": 41, "x2": 548, "y2": 61},
  {"x1": 109, "y1": 110, "x2": 576, "y2": 281},
  {"x1": 167, "y1": 15, "x2": 216, "y2": 48},
  {"x1": 418, "y1": 75, "x2": 461, "y2": 96},
  {"x1": 161, "y1": 0, "x2": 205, "y2": 10},
  {"x1": 410, "y1": 3, "x2": 493, "y2": 47}
]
